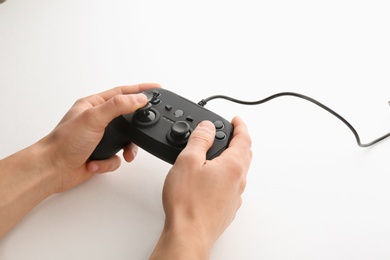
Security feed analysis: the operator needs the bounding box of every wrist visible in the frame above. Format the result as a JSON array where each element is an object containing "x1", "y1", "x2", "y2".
[
  {"x1": 150, "y1": 219, "x2": 212, "y2": 260},
  {"x1": 2, "y1": 139, "x2": 58, "y2": 199},
  {"x1": 26, "y1": 138, "x2": 60, "y2": 196},
  {"x1": 0, "y1": 139, "x2": 57, "y2": 237}
]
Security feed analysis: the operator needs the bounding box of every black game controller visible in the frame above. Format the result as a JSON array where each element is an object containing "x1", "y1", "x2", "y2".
[{"x1": 89, "y1": 88, "x2": 233, "y2": 164}]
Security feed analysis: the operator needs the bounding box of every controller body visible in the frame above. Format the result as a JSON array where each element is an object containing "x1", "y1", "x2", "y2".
[{"x1": 89, "y1": 88, "x2": 233, "y2": 164}]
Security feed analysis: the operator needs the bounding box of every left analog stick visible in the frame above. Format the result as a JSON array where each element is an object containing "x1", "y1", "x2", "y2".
[{"x1": 133, "y1": 103, "x2": 159, "y2": 127}]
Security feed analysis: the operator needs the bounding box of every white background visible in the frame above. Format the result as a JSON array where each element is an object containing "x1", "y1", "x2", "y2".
[{"x1": 1, "y1": 0, "x2": 390, "y2": 259}]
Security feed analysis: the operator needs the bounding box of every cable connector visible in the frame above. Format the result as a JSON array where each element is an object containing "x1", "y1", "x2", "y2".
[{"x1": 198, "y1": 99, "x2": 208, "y2": 107}]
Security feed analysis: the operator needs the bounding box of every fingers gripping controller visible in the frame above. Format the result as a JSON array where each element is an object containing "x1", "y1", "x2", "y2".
[
  {"x1": 133, "y1": 92, "x2": 161, "y2": 126},
  {"x1": 89, "y1": 88, "x2": 233, "y2": 164}
]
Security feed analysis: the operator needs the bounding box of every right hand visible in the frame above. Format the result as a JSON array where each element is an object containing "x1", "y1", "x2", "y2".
[{"x1": 151, "y1": 117, "x2": 252, "y2": 259}]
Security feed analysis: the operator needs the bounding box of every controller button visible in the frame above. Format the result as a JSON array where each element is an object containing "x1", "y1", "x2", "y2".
[
  {"x1": 213, "y1": 120, "x2": 224, "y2": 130},
  {"x1": 136, "y1": 109, "x2": 156, "y2": 123},
  {"x1": 174, "y1": 110, "x2": 184, "y2": 118},
  {"x1": 165, "y1": 105, "x2": 173, "y2": 111},
  {"x1": 186, "y1": 115, "x2": 193, "y2": 122},
  {"x1": 151, "y1": 98, "x2": 162, "y2": 105},
  {"x1": 167, "y1": 121, "x2": 192, "y2": 147},
  {"x1": 152, "y1": 90, "x2": 161, "y2": 98},
  {"x1": 132, "y1": 107, "x2": 160, "y2": 127},
  {"x1": 171, "y1": 121, "x2": 191, "y2": 139},
  {"x1": 215, "y1": 131, "x2": 227, "y2": 141}
]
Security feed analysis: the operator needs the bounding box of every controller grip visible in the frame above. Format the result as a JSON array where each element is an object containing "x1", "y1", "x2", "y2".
[{"x1": 89, "y1": 116, "x2": 132, "y2": 160}]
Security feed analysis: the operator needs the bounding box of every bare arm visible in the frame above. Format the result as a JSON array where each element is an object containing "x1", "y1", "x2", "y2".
[
  {"x1": 150, "y1": 117, "x2": 252, "y2": 259},
  {"x1": 0, "y1": 83, "x2": 160, "y2": 238},
  {"x1": 0, "y1": 84, "x2": 252, "y2": 259}
]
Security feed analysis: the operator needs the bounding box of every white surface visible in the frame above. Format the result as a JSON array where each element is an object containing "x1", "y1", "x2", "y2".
[{"x1": 1, "y1": 0, "x2": 390, "y2": 259}]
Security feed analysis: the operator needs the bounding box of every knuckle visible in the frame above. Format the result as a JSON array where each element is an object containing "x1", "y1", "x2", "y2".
[
  {"x1": 228, "y1": 160, "x2": 244, "y2": 179},
  {"x1": 247, "y1": 135, "x2": 253, "y2": 148},
  {"x1": 231, "y1": 155, "x2": 245, "y2": 170},
  {"x1": 190, "y1": 130, "x2": 214, "y2": 147},
  {"x1": 74, "y1": 97, "x2": 87, "y2": 106},
  {"x1": 112, "y1": 86, "x2": 123, "y2": 93},
  {"x1": 193, "y1": 136, "x2": 212, "y2": 148},
  {"x1": 240, "y1": 132, "x2": 252, "y2": 150},
  {"x1": 226, "y1": 156, "x2": 248, "y2": 181},
  {"x1": 104, "y1": 157, "x2": 121, "y2": 172},
  {"x1": 111, "y1": 95, "x2": 125, "y2": 108},
  {"x1": 237, "y1": 197, "x2": 243, "y2": 209},
  {"x1": 80, "y1": 108, "x2": 94, "y2": 122},
  {"x1": 80, "y1": 108, "x2": 102, "y2": 129},
  {"x1": 239, "y1": 178, "x2": 247, "y2": 193},
  {"x1": 177, "y1": 149, "x2": 200, "y2": 165}
]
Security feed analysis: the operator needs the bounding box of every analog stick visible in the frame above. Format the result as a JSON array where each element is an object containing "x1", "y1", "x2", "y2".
[
  {"x1": 133, "y1": 103, "x2": 159, "y2": 126},
  {"x1": 167, "y1": 121, "x2": 191, "y2": 147}
]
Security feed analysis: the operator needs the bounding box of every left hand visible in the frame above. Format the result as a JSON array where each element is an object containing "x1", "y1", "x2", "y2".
[{"x1": 40, "y1": 83, "x2": 160, "y2": 193}]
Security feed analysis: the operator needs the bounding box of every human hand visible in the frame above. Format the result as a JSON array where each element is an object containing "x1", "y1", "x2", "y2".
[
  {"x1": 40, "y1": 83, "x2": 160, "y2": 193},
  {"x1": 150, "y1": 117, "x2": 252, "y2": 259},
  {"x1": 0, "y1": 83, "x2": 161, "y2": 238}
]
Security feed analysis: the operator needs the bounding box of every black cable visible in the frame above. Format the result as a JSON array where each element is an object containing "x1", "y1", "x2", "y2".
[{"x1": 198, "y1": 92, "x2": 390, "y2": 148}]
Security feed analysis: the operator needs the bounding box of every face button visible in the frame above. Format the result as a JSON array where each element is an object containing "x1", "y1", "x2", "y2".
[
  {"x1": 174, "y1": 110, "x2": 184, "y2": 118},
  {"x1": 213, "y1": 120, "x2": 224, "y2": 130},
  {"x1": 215, "y1": 131, "x2": 227, "y2": 141}
]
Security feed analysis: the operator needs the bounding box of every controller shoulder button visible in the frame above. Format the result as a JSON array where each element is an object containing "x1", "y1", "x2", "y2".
[{"x1": 151, "y1": 98, "x2": 162, "y2": 105}]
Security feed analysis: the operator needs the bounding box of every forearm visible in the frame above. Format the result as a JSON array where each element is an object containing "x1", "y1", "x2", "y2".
[{"x1": 0, "y1": 140, "x2": 56, "y2": 238}]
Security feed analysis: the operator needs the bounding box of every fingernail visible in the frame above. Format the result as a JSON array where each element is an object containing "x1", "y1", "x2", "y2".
[
  {"x1": 197, "y1": 121, "x2": 215, "y2": 132},
  {"x1": 90, "y1": 163, "x2": 99, "y2": 172},
  {"x1": 136, "y1": 93, "x2": 147, "y2": 104}
]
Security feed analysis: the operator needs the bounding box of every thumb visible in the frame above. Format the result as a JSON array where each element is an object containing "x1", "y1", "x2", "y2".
[{"x1": 178, "y1": 121, "x2": 216, "y2": 165}]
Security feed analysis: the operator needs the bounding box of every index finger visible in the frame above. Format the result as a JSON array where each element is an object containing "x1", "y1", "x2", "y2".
[
  {"x1": 217, "y1": 116, "x2": 252, "y2": 172},
  {"x1": 86, "y1": 83, "x2": 161, "y2": 106},
  {"x1": 98, "y1": 83, "x2": 161, "y2": 100},
  {"x1": 231, "y1": 116, "x2": 252, "y2": 148}
]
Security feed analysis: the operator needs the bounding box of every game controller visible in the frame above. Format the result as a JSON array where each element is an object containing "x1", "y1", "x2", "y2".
[{"x1": 89, "y1": 88, "x2": 233, "y2": 164}]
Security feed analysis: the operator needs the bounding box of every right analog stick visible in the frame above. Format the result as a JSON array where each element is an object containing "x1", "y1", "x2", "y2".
[{"x1": 167, "y1": 121, "x2": 191, "y2": 147}]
